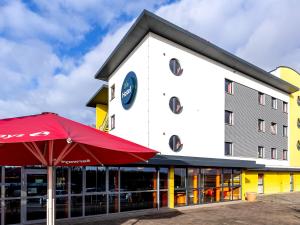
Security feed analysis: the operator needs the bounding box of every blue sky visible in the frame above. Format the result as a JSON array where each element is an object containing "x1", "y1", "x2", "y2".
[{"x1": 1, "y1": 0, "x2": 300, "y2": 125}]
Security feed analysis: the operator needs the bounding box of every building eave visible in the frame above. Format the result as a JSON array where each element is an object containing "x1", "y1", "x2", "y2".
[
  {"x1": 86, "y1": 84, "x2": 108, "y2": 108},
  {"x1": 94, "y1": 10, "x2": 298, "y2": 94}
]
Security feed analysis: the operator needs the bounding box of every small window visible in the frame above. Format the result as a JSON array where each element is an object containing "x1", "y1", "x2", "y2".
[
  {"x1": 297, "y1": 96, "x2": 300, "y2": 106},
  {"x1": 225, "y1": 79, "x2": 233, "y2": 94},
  {"x1": 258, "y1": 119, "x2": 265, "y2": 132},
  {"x1": 169, "y1": 135, "x2": 183, "y2": 152},
  {"x1": 297, "y1": 140, "x2": 300, "y2": 151},
  {"x1": 169, "y1": 97, "x2": 183, "y2": 114},
  {"x1": 225, "y1": 110, "x2": 233, "y2": 125},
  {"x1": 270, "y1": 122, "x2": 277, "y2": 135},
  {"x1": 110, "y1": 84, "x2": 115, "y2": 100},
  {"x1": 283, "y1": 102, "x2": 288, "y2": 113},
  {"x1": 283, "y1": 126, "x2": 288, "y2": 137},
  {"x1": 298, "y1": 118, "x2": 300, "y2": 128},
  {"x1": 110, "y1": 114, "x2": 115, "y2": 130},
  {"x1": 272, "y1": 97, "x2": 277, "y2": 109},
  {"x1": 283, "y1": 150, "x2": 288, "y2": 160},
  {"x1": 169, "y1": 58, "x2": 183, "y2": 76},
  {"x1": 271, "y1": 148, "x2": 277, "y2": 159},
  {"x1": 258, "y1": 146, "x2": 264, "y2": 158},
  {"x1": 225, "y1": 142, "x2": 233, "y2": 156},
  {"x1": 258, "y1": 92, "x2": 265, "y2": 105}
]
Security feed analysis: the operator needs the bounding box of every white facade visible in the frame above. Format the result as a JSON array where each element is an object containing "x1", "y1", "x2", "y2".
[{"x1": 108, "y1": 32, "x2": 290, "y2": 167}]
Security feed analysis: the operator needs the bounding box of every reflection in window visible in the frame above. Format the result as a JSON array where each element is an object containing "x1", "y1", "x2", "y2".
[
  {"x1": 109, "y1": 167, "x2": 119, "y2": 192},
  {"x1": 225, "y1": 79, "x2": 233, "y2": 94},
  {"x1": 169, "y1": 97, "x2": 183, "y2": 114},
  {"x1": 271, "y1": 97, "x2": 277, "y2": 109},
  {"x1": 56, "y1": 167, "x2": 68, "y2": 195},
  {"x1": 56, "y1": 196, "x2": 68, "y2": 219},
  {"x1": 159, "y1": 168, "x2": 168, "y2": 190},
  {"x1": 169, "y1": 58, "x2": 183, "y2": 76},
  {"x1": 258, "y1": 92, "x2": 265, "y2": 105},
  {"x1": 71, "y1": 196, "x2": 82, "y2": 217},
  {"x1": 120, "y1": 192, "x2": 158, "y2": 212},
  {"x1": 5, "y1": 167, "x2": 21, "y2": 197},
  {"x1": 169, "y1": 135, "x2": 183, "y2": 152},
  {"x1": 174, "y1": 168, "x2": 186, "y2": 207},
  {"x1": 187, "y1": 168, "x2": 200, "y2": 205},
  {"x1": 120, "y1": 167, "x2": 156, "y2": 191},
  {"x1": 85, "y1": 195, "x2": 106, "y2": 216},
  {"x1": 202, "y1": 168, "x2": 221, "y2": 203},
  {"x1": 71, "y1": 167, "x2": 82, "y2": 194},
  {"x1": 5, "y1": 200, "x2": 21, "y2": 224},
  {"x1": 86, "y1": 166, "x2": 106, "y2": 193}
]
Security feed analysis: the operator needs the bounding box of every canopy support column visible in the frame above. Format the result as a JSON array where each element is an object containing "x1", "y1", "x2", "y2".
[{"x1": 47, "y1": 166, "x2": 55, "y2": 225}]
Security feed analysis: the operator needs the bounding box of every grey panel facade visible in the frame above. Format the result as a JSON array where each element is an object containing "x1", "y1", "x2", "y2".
[{"x1": 225, "y1": 81, "x2": 288, "y2": 160}]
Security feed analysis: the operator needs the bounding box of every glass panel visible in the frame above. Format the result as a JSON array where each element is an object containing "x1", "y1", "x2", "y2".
[
  {"x1": 27, "y1": 198, "x2": 47, "y2": 221},
  {"x1": 86, "y1": 166, "x2": 106, "y2": 192},
  {"x1": 188, "y1": 189, "x2": 199, "y2": 205},
  {"x1": 233, "y1": 170, "x2": 241, "y2": 186},
  {"x1": 159, "y1": 168, "x2": 168, "y2": 190},
  {"x1": 202, "y1": 168, "x2": 221, "y2": 203},
  {"x1": 56, "y1": 167, "x2": 68, "y2": 195},
  {"x1": 174, "y1": 168, "x2": 186, "y2": 189},
  {"x1": 188, "y1": 168, "x2": 199, "y2": 189},
  {"x1": 160, "y1": 191, "x2": 168, "y2": 207},
  {"x1": 71, "y1": 167, "x2": 82, "y2": 194},
  {"x1": 222, "y1": 187, "x2": 232, "y2": 201},
  {"x1": 174, "y1": 190, "x2": 186, "y2": 206},
  {"x1": 71, "y1": 196, "x2": 82, "y2": 217},
  {"x1": 5, "y1": 200, "x2": 20, "y2": 225},
  {"x1": 109, "y1": 194, "x2": 119, "y2": 213},
  {"x1": 120, "y1": 167, "x2": 157, "y2": 191},
  {"x1": 56, "y1": 196, "x2": 68, "y2": 219},
  {"x1": 5, "y1": 167, "x2": 21, "y2": 198},
  {"x1": 109, "y1": 167, "x2": 119, "y2": 192},
  {"x1": 120, "y1": 192, "x2": 157, "y2": 212},
  {"x1": 232, "y1": 186, "x2": 241, "y2": 200},
  {"x1": 27, "y1": 174, "x2": 47, "y2": 197},
  {"x1": 85, "y1": 194, "x2": 106, "y2": 216}
]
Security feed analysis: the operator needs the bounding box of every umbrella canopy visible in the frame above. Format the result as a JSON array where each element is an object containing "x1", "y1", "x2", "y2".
[{"x1": 0, "y1": 112, "x2": 157, "y2": 166}]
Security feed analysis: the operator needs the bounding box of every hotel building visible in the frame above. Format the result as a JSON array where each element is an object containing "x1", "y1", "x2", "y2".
[{"x1": 1, "y1": 10, "x2": 300, "y2": 225}]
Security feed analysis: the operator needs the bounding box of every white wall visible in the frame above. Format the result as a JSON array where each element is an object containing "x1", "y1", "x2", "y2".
[{"x1": 107, "y1": 32, "x2": 290, "y2": 167}]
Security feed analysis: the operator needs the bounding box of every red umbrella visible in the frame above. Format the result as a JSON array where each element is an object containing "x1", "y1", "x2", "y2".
[{"x1": 0, "y1": 112, "x2": 158, "y2": 225}]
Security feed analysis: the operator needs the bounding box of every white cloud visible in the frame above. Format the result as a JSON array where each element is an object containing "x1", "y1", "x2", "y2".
[{"x1": 1, "y1": 0, "x2": 300, "y2": 125}]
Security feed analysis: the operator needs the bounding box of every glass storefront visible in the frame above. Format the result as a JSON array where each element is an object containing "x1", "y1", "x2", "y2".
[{"x1": 0, "y1": 165, "x2": 241, "y2": 224}]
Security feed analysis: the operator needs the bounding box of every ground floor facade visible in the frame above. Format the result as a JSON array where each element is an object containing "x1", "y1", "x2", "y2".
[{"x1": 0, "y1": 165, "x2": 299, "y2": 225}]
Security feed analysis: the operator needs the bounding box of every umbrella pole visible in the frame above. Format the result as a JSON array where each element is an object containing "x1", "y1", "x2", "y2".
[{"x1": 47, "y1": 166, "x2": 55, "y2": 225}]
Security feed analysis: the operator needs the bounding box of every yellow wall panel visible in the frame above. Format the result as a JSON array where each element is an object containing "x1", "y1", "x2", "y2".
[
  {"x1": 294, "y1": 173, "x2": 300, "y2": 191},
  {"x1": 95, "y1": 104, "x2": 108, "y2": 129},
  {"x1": 243, "y1": 171, "x2": 258, "y2": 199},
  {"x1": 168, "y1": 167, "x2": 174, "y2": 208}
]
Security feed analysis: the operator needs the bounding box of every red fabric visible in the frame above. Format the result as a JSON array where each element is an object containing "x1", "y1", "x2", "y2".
[{"x1": 0, "y1": 113, "x2": 158, "y2": 166}]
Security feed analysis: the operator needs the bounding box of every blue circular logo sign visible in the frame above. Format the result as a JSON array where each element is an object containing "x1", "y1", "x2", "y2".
[{"x1": 121, "y1": 71, "x2": 137, "y2": 109}]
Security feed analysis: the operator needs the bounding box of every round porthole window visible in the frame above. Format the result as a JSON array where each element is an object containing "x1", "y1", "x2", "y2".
[
  {"x1": 169, "y1": 58, "x2": 183, "y2": 76},
  {"x1": 297, "y1": 141, "x2": 300, "y2": 151},
  {"x1": 298, "y1": 96, "x2": 300, "y2": 106},
  {"x1": 169, "y1": 135, "x2": 183, "y2": 152},
  {"x1": 169, "y1": 97, "x2": 183, "y2": 114}
]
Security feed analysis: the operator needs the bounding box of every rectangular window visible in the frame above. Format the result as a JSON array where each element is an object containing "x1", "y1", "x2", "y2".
[
  {"x1": 272, "y1": 97, "x2": 277, "y2": 109},
  {"x1": 283, "y1": 101, "x2": 288, "y2": 113},
  {"x1": 258, "y1": 146, "x2": 264, "y2": 158},
  {"x1": 225, "y1": 110, "x2": 233, "y2": 125},
  {"x1": 283, "y1": 125, "x2": 288, "y2": 137},
  {"x1": 225, "y1": 142, "x2": 233, "y2": 156},
  {"x1": 258, "y1": 92, "x2": 265, "y2": 105},
  {"x1": 258, "y1": 119, "x2": 265, "y2": 132},
  {"x1": 271, "y1": 148, "x2": 277, "y2": 159},
  {"x1": 270, "y1": 122, "x2": 277, "y2": 135},
  {"x1": 110, "y1": 84, "x2": 115, "y2": 100},
  {"x1": 283, "y1": 150, "x2": 288, "y2": 160},
  {"x1": 225, "y1": 79, "x2": 233, "y2": 94},
  {"x1": 110, "y1": 114, "x2": 115, "y2": 130}
]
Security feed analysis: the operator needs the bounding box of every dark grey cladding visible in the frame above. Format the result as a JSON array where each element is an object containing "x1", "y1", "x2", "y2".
[{"x1": 225, "y1": 82, "x2": 288, "y2": 160}]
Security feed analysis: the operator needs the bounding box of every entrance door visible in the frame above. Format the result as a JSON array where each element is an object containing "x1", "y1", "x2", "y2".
[
  {"x1": 290, "y1": 174, "x2": 294, "y2": 192},
  {"x1": 25, "y1": 169, "x2": 47, "y2": 223},
  {"x1": 258, "y1": 174, "x2": 264, "y2": 194}
]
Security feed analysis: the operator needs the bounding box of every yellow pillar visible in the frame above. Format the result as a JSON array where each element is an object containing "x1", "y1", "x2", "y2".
[
  {"x1": 216, "y1": 173, "x2": 221, "y2": 202},
  {"x1": 153, "y1": 173, "x2": 157, "y2": 207},
  {"x1": 241, "y1": 170, "x2": 246, "y2": 200},
  {"x1": 193, "y1": 175, "x2": 198, "y2": 204},
  {"x1": 168, "y1": 166, "x2": 174, "y2": 208}
]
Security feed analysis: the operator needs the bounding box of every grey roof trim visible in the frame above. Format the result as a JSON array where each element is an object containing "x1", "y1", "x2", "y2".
[
  {"x1": 86, "y1": 84, "x2": 108, "y2": 108},
  {"x1": 94, "y1": 10, "x2": 298, "y2": 94},
  {"x1": 248, "y1": 167, "x2": 300, "y2": 172},
  {"x1": 129, "y1": 155, "x2": 264, "y2": 169}
]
